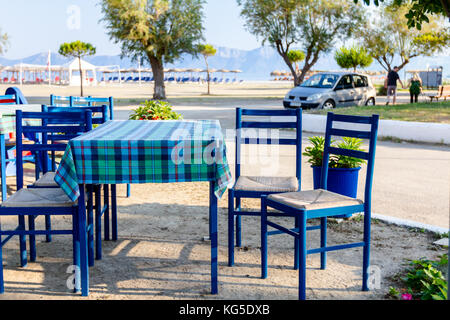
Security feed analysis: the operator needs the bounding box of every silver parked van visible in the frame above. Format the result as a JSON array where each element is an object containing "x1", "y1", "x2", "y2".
[{"x1": 283, "y1": 72, "x2": 376, "y2": 109}]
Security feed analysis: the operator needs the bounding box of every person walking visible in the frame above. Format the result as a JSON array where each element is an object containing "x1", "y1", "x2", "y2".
[
  {"x1": 384, "y1": 66, "x2": 404, "y2": 105},
  {"x1": 406, "y1": 72, "x2": 423, "y2": 103}
]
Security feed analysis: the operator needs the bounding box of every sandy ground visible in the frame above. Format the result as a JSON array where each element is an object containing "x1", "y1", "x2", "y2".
[
  {"x1": 0, "y1": 82, "x2": 448, "y2": 300},
  {"x1": 0, "y1": 181, "x2": 446, "y2": 300}
]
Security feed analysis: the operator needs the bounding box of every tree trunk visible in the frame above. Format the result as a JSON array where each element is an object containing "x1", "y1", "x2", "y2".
[
  {"x1": 204, "y1": 56, "x2": 211, "y2": 95},
  {"x1": 148, "y1": 55, "x2": 166, "y2": 100},
  {"x1": 275, "y1": 41, "x2": 298, "y2": 86},
  {"x1": 78, "y1": 56, "x2": 84, "y2": 97}
]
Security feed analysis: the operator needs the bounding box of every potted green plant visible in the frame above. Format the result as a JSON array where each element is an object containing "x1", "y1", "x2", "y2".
[
  {"x1": 303, "y1": 136, "x2": 367, "y2": 218},
  {"x1": 129, "y1": 100, "x2": 182, "y2": 120}
]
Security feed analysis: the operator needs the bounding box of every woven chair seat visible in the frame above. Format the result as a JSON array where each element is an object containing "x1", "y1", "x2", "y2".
[
  {"x1": 234, "y1": 176, "x2": 298, "y2": 193},
  {"x1": 1, "y1": 188, "x2": 76, "y2": 207},
  {"x1": 33, "y1": 171, "x2": 58, "y2": 187},
  {"x1": 268, "y1": 189, "x2": 363, "y2": 211}
]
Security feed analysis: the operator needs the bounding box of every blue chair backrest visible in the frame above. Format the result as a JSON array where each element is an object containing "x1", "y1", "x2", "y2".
[
  {"x1": 71, "y1": 96, "x2": 114, "y2": 120},
  {"x1": 15, "y1": 109, "x2": 93, "y2": 189},
  {"x1": 50, "y1": 95, "x2": 72, "y2": 106},
  {"x1": 42, "y1": 105, "x2": 108, "y2": 125},
  {"x1": 235, "y1": 108, "x2": 303, "y2": 186},
  {"x1": 0, "y1": 94, "x2": 18, "y2": 105},
  {"x1": 321, "y1": 112, "x2": 379, "y2": 205}
]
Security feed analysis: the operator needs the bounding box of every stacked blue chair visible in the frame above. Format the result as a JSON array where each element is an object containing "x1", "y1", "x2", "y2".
[
  {"x1": 0, "y1": 109, "x2": 93, "y2": 294},
  {"x1": 260, "y1": 112, "x2": 379, "y2": 300},
  {"x1": 33, "y1": 105, "x2": 112, "y2": 264},
  {"x1": 228, "y1": 108, "x2": 302, "y2": 267}
]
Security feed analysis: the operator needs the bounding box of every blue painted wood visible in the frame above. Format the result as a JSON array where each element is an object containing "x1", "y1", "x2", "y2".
[
  {"x1": 87, "y1": 185, "x2": 94, "y2": 267},
  {"x1": 103, "y1": 184, "x2": 110, "y2": 241},
  {"x1": 260, "y1": 112, "x2": 380, "y2": 300},
  {"x1": 329, "y1": 128, "x2": 371, "y2": 139},
  {"x1": 0, "y1": 134, "x2": 6, "y2": 202},
  {"x1": 111, "y1": 184, "x2": 117, "y2": 241},
  {"x1": 95, "y1": 184, "x2": 102, "y2": 261},
  {"x1": 209, "y1": 181, "x2": 218, "y2": 294},
  {"x1": 241, "y1": 121, "x2": 297, "y2": 129}
]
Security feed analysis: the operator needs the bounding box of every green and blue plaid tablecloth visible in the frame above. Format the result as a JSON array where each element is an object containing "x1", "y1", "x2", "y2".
[{"x1": 55, "y1": 120, "x2": 232, "y2": 201}]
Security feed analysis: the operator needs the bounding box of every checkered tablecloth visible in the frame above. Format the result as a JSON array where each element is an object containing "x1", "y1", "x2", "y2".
[{"x1": 55, "y1": 120, "x2": 232, "y2": 201}]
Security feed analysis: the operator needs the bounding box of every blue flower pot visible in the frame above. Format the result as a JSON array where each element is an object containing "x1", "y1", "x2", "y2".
[{"x1": 312, "y1": 166, "x2": 361, "y2": 218}]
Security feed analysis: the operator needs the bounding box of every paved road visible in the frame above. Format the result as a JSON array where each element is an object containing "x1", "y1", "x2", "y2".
[{"x1": 115, "y1": 100, "x2": 450, "y2": 229}]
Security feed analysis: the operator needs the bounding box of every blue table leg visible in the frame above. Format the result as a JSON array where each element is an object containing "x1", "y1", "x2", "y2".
[
  {"x1": 1, "y1": 134, "x2": 7, "y2": 202},
  {"x1": 111, "y1": 184, "x2": 117, "y2": 241},
  {"x1": 77, "y1": 185, "x2": 89, "y2": 297},
  {"x1": 209, "y1": 181, "x2": 218, "y2": 295}
]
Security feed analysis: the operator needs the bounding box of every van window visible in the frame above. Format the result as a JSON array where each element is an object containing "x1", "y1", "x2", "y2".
[
  {"x1": 353, "y1": 75, "x2": 368, "y2": 88},
  {"x1": 336, "y1": 75, "x2": 353, "y2": 90}
]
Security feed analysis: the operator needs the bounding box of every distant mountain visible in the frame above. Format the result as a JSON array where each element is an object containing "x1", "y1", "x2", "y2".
[{"x1": 1, "y1": 47, "x2": 449, "y2": 80}]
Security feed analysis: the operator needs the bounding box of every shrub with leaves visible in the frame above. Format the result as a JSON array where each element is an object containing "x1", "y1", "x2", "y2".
[
  {"x1": 129, "y1": 100, "x2": 182, "y2": 121},
  {"x1": 389, "y1": 254, "x2": 448, "y2": 300},
  {"x1": 303, "y1": 136, "x2": 366, "y2": 169}
]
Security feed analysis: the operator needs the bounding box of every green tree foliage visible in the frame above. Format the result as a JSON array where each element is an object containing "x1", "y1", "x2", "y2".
[
  {"x1": 100, "y1": 0, "x2": 205, "y2": 100},
  {"x1": 58, "y1": 41, "x2": 96, "y2": 96},
  {"x1": 334, "y1": 46, "x2": 373, "y2": 72},
  {"x1": 355, "y1": 0, "x2": 450, "y2": 29},
  {"x1": 360, "y1": 3, "x2": 450, "y2": 72},
  {"x1": 238, "y1": 0, "x2": 365, "y2": 86},
  {"x1": 287, "y1": 49, "x2": 305, "y2": 74},
  {"x1": 198, "y1": 44, "x2": 217, "y2": 95},
  {"x1": 0, "y1": 29, "x2": 9, "y2": 55}
]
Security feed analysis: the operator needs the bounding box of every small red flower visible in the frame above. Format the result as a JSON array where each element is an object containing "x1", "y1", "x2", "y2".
[{"x1": 401, "y1": 293, "x2": 412, "y2": 300}]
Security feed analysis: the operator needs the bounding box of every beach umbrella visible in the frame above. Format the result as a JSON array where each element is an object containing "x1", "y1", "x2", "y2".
[{"x1": 271, "y1": 70, "x2": 282, "y2": 76}]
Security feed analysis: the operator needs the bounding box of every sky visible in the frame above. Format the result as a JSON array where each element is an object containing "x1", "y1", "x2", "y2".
[{"x1": 0, "y1": 0, "x2": 261, "y2": 59}]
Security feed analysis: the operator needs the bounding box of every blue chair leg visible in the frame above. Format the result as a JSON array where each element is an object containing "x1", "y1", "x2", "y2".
[
  {"x1": 1, "y1": 134, "x2": 7, "y2": 202},
  {"x1": 103, "y1": 184, "x2": 110, "y2": 241},
  {"x1": 0, "y1": 238, "x2": 3, "y2": 294},
  {"x1": 95, "y1": 185, "x2": 102, "y2": 260},
  {"x1": 77, "y1": 186, "x2": 89, "y2": 297},
  {"x1": 320, "y1": 217, "x2": 327, "y2": 270},
  {"x1": 111, "y1": 184, "x2": 117, "y2": 241},
  {"x1": 28, "y1": 216, "x2": 36, "y2": 262},
  {"x1": 294, "y1": 217, "x2": 299, "y2": 270},
  {"x1": 18, "y1": 216, "x2": 27, "y2": 267},
  {"x1": 261, "y1": 196, "x2": 268, "y2": 279},
  {"x1": 298, "y1": 213, "x2": 307, "y2": 300},
  {"x1": 362, "y1": 208, "x2": 371, "y2": 291},
  {"x1": 45, "y1": 216, "x2": 52, "y2": 243},
  {"x1": 87, "y1": 186, "x2": 94, "y2": 267},
  {"x1": 235, "y1": 197, "x2": 242, "y2": 247},
  {"x1": 126, "y1": 184, "x2": 131, "y2": 198},
  {"x1": 72, "y1": 207, "x2": 80, "y2": 293},
  {"x1": 228, "y1": 189, "x2": 234, "y2": 267},
  {"x1": 209, "y1": 181, "x2": 218, "y2": 295}
]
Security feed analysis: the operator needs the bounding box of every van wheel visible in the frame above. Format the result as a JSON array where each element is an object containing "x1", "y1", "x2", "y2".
[
  {"x1": 322, "y1": 100, "x2": 335, "y2": 110},
  {"x1": 365, "y1": 98, "x2": 375, "y2": 106}
]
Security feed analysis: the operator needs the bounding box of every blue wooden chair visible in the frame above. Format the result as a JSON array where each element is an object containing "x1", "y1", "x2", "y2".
[
  {"x1": 49, "y1": 94, "x2": 72, "y2": 107},
  {"x1": 0, "y1": 109, "x2": 93, "y2": 294},
  {"x1": 260, "y1": 112, "x2": 379, "y2": 300},
  {"x1": 33, "y1": 105, "x2": 111, "y2": 265},
  {"x1": 228, "y1": 108, "x2": 302, "y2": 267},
  {"x1": 68, "y1": 96, "x2": 127, "y2": 200}
]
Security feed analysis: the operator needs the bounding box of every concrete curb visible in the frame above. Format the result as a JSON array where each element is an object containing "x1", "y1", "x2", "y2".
[
  {"x1": 372, "y1": 213, "x2": 449, "y2": 235},
  {"x1": 277, "y1": 114, "x2": 450, "y2": 145}
]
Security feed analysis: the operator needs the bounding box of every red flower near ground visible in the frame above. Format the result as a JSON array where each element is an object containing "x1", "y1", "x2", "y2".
[{"x1": 401, "y1": 293, "x2": 413, "y2": 300}]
